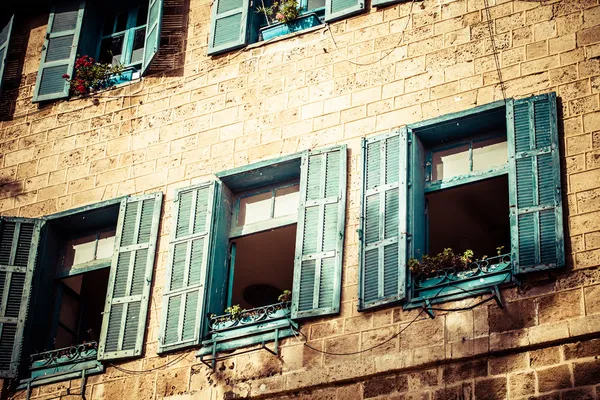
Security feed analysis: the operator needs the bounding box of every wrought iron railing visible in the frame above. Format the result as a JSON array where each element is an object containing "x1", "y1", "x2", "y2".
[
  {"x1": 208, "y1": 301, "x2": 291, "y2": 332},
  {"x1": 30, "y1": 342, "x2": 98, "y2": 370},
  {"x1": 412, "y1": 253, "x2": 513, "y2": 302}
]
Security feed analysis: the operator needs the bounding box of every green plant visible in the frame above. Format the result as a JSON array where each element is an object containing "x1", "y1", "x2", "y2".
[
  {"x1": 63, "y1": 55, "x2": 124, "y2": 97},
  {"x1": 408, "y1": 248, "x2": 475, "y2": 279},
  {"x1": 224, "y1": 304, "x2": 243, "y2": 320},
  {"x1": 278, "y1": 289, "x2": 291, "y2": 302},
  {"x1": 256, "y1": 0, "x2": 301, "y2": 25}
]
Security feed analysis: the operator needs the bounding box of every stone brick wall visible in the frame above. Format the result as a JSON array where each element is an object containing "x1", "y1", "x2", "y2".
[{"x1": 1, "y1": 0, "x2": 600, "y2": 399}]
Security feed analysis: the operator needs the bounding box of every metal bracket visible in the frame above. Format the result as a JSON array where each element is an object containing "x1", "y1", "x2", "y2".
[
  {"x1": 26, "y1": 381, "x2": 32, "y2": 400},
  {"x1": 492, "y1": 286, "x2": 504, "y2": 309},
  {"x1": 422, "y1": 299, "x2": 435, "y2": 319}
]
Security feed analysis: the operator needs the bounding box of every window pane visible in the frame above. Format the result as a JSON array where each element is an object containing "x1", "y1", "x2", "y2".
[
  {"x1": 238, "y1": 191, "x2": 272, "y2": 226},
  {"x1": 274, "y1": 185, "x2": 300, "y2": 218},
  {"x1": 99, "y1": 34, "x2": 124, "y2": 66},
  {"x1": 103, "y1": 13, "x2": 117, "y2": 35},
  {"x1": 431, "y1": 144, "x2": 470, "y2": 182},
  {"x1": 307, "y1": 0, "x2": 325, "y2": 10},
  {"x1": 64, "y1": 234, "x2": 98, "y2": 268},
  {"x1": 58, "y1": 290, "x2": 80, "y2": 332},
  {"x1": 96, "y1": 230, "x2": 116, "y2": 259},
  {"x1": 137, "y1": 5, "x2": 148, "y2": 26},
  {"x1": 130, "y1": 27, "x2": 146, "y2": 65},
  {"x1": 472, "y1": 137, "x2": 508, "y2": 173},
  {"x1": 115, "y1": 11, "x2": 128, "y2": 32}
]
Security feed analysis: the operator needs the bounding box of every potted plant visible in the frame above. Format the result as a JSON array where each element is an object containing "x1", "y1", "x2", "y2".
[
  {"x1": 63, "y1": 55, "x2": 125, "y2": 97},
  {"x1": 256, "y1": 0, "x2": 321, "y2": 41}
]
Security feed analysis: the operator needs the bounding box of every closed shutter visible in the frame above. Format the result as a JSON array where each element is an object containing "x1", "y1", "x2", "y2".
[
  {"x1": 158, "y1": 182, "x2": 217, "y2": 353},
  {"x1": 0, "y1": 14, "x2": 14, "y2": 94},
  {"x1": 507, "y1": 93, "x2": 564, "y2": 273},
  {"x1": 32, "y1": 1, "x2": 85, "y2": 103},
  {"x1": 207, "y1": 0, "x2": 250, "y2": 56},
  {"x1": 292, "y1": 146, "x2": 347, "y2": 319},
  {"x1": 0, "y1": 218, "x2": 41, "y2": 378},
  {"x1": 359, "y1": 131, "x2": 407, "y2": 310},
  {"x1": 325, "y1": 0, "x2": 365, "y2": 23},
  {"x1": 141, "y1": 0, "x2": 164, "y2": 75},
  {"x1": 98, "y1": 193, "x2": 163, "y2": 361}
]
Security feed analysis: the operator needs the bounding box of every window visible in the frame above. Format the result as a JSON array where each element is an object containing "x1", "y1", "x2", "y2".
[
  {"x1": 32, "y1": 0, "x2": 163, "y2": 103},
  {"x1": 358, "y1": 93, "x2": 565, "y2": 310},
  {"x1": 0, "y1": 194, "x2": 162, "y2": 386},
  {"x1": 0, "y1": 14, "x2": 14, "y2": 95},
  {"x1": 207, "y1": 0, "x2": 367, "y2": 55},
  {"x1": 157, "y1": 147, "x2": 347, "y2": 357}
]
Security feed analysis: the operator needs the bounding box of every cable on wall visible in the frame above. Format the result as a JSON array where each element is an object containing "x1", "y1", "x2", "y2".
[{"x1": 482, "y1": 0, "x2": 507, "y2": 103}]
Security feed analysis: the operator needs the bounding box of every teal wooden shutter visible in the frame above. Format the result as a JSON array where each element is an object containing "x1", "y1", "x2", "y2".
[
  {"x1": 359, "y1": 130, "x2": 407, "y2": 310},
  {"x1": 98, "y1": 193, "x2": 163, "y2": 361},
  {"x1": 292, "y1": 146, "x2": 347, "y2": 319},
  {"x1": 325, "y1": 0, "x2": 365, "y2": 22},
  {"x1": 0, "y1": 14, "x2": 14, "y2": 94},
  {"x1": 141, "y1": 0, "x2": 164, "y2": 75},
  {"x1": 207, "y1": 0, "x2": 250, "y2": 56},
  {"x1": 0, "y1": 218, "x2": 41, "y2": 378},
  {"x1": 158, "y1": 182, "x2": 217, "y2": 353},
  {"x1": 408, "y1": 128, "x2": 426, "y2": 263},
  {"x1": 32, "y1": 1, "x2": 85, "y2": 103},
  {"x1": 507, "y1": 93, "x2": 564, "y2": 274}
]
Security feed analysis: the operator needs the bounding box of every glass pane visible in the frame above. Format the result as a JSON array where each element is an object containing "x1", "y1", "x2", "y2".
[
  {"x1": 431, "y1": 144, "x2": 470, "y2": 182},
  {"x1": 307, "y1": 0, "x2": 325, "y2": 10},
  {"x1": 55, "y1": 325, "x2": 76, "y2": 349},
  {"x1": 137, "y1": 5, "x2": 149, "y2": 26},
  {"x1": 99, "y1": 34, "x2": 124, "y2": 66},
  {"x1": 274, "y1": 185, "x2": 300, "y2": 218},
  {"x1": 59, "y1": 290, "x2": 80, "y2": 332},
  {"x1": 130, "y1": 27, "x2": 146, "y2": 65},
  {"x1": 238, "y1": 191, "x2": 272, "y2": 226},
  {"x1": 96, "y1": 230, "x2": 116, "y2": 259},
  {"x1": 64, "y1": 234, "x2": 98, "y2": 268},
  {"x1": 103, "y1": 12, "x2": 117, "y2": 35},
  {"x1": 115, "y1": 11, "x2": 128, "y2": 32},
  {"x1": 472, "y1": 137, "x2": 508, "y2": 173}
]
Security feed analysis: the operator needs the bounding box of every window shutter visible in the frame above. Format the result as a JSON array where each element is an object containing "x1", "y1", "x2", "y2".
[
  {"x1": 0, "y1": 218, "x2": 41, "y2": 378},
  {"x1": 292, "y1": 146, "x2": 347, "y2": 319},
  {"x1": 359, "y1": 130, "x2": 407, "y2": 310},
  {"x1": 0, "y1": 14, "x2": 14, "y2": 94},
  {"x1": 207, "y1": 0, "x2": 250, "y2": 56},
  {"x1": 98, "y1": 192, "x2": 163, "y2": 361},
  {"x1": 32, "y1": 1, "x2": 85, "y2": 103},
  {"x1": 507, "y1": 92, "x2": 564, "y2": 274},
  {"x1": 325, "y1": 0, "x2": 365, "y2": 23},
  {"x1": 407, "y1": 128, "x2": 426, "y2": 262},
  {"x1": 158, "y1": 182, "x2": 217, "y2": 353},
  {"x1": 141, "y1": 0, "x2": 164, "y2": 76}
]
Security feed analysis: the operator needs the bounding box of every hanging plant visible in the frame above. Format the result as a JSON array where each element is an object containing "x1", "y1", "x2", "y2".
[{"x1": 63, "y1": 55, "x2": 124, "y2": 97}]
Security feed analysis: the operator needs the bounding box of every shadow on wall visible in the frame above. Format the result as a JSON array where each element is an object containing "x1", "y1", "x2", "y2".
[
  {"x1": 147, "y1": 0, "x2": 190, "y2": 77},
  {"x1": 0, "y1": 177, "x2": 22, "y2": 200}
]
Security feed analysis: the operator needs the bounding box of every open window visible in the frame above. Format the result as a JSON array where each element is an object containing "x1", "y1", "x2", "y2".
[
  {"x1": 158, "y1": 147, "x2": 347, "y2": 360},
  {"x1": 32, "y1": 0, "x2": 163, "y2": 102},
  {"x1": 15, "y1": 194, "x2": 162, "y2": 388},
  {"x1": 358, "y1": 93, "x2": 564, "y2": 310}
]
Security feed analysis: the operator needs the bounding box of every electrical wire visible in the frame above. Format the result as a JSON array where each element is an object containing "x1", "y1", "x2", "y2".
[
  {"x1": 483, "y1": 0, "x2": 507, "y2": 103},
  {"x1": 325, "y1": 0, "x2": 416, "y2": 67},
  {"x1": 107, "y1": 351, "x2": 188, "y2": 374}
]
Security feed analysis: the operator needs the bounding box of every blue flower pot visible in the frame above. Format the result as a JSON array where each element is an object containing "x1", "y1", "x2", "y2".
[{"x1": 259, "y1": 13, "x2": 322, "y2": 41}]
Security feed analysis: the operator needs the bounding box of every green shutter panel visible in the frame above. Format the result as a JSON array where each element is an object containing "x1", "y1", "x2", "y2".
[
  {"x1": 507, "y1": 93, "x2": 564, "y2": 274},
  {"x1": 407, "y1": 128, "x2": 426, "y2": 262},
  {"x1": 158, "y1": 182, "x2": 217, "y2": 353},
  {"x1": 0, "y1": 218, "x2": 41, "y2": 378},
  {"x1": 359, "y1": 130, "x2": 407, "y2": 310},
  {"x1": 32, "y1": 1, "x2": 85, "y2": 103},
  {"x1": 207, "y1": 0, "x2": 250, "y2": 56},
  {"x1": 98, "y1": 193, "x2": 163, "y2": 361},
  {"x1": 141, "y1": 0, "x2": 164, "y2": 75},
  {"x1": 325, "y1": 0, "x2": 365, "y2": 23},
  {"x1": 0, "y1": 14, "x2": 14, "y2": 94},
  {"x1": 292, "y1": 146, "x2": 347, "y2": 319}
]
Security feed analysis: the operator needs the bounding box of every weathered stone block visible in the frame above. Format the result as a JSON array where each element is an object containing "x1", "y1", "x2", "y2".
[
  {"x1": 362, "y1": 374, "x2": 408, "y2": 398},
  {"x1": 573, "y1": 359, "x2": 600, "y2": 386},
  {"x1": 474, "y1": 377, "x2": 506, "y2": 400},
  {"x1": 537, "y1": 365, "x2": 572, "y2": 393}
]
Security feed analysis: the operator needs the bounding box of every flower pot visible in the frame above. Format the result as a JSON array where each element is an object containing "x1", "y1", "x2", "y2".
[{"x1": 259, "y1": 13, "x2": 322, "y2": 41}]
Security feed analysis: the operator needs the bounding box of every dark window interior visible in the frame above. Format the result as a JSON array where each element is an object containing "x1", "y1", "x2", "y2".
[
  {"x1": 426, "y1": 175, "x2": 510, "y2": 258},
  {"x1": 230, "y1": 224, "x2": 296, "y2": 309}
]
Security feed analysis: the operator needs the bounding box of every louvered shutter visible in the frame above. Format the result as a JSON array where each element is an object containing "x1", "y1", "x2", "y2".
[
  {"x1": 0, "y1": 218, "x2": 41, "y2": 378},
  {"x1": 507, "y1": 93, "x2": 564, "y2": 274},
  {"x1": 359, "y1": 131, "x2": 407, "y2": 310},
  {"x1": 292, "y1": 146, "x2": 347, "y2": 319},
  {"x1": 0, "y1": 14, "x2": 14, "y2": 94},
  {"x1": 407, "y1": 128, "x2": 426, "y2": 263},
  {"x1": 141, "y1": 0, "x2": 164, "y2": 75},
  {"x1": 32, "y1": 1, "x2": 85, "y2": 103},
  {"x1": 98, "y1": 193, "x2": 162, "y2": 361},
  {"x1": 207, "y1": 0, "x2": 250, "y2": 56},
  {"x1": 325, "y1": 0, "x2": 365, "y2": 22},
  {"x1": 158, "y1": 182, "x2": 217, "y2": 353}
]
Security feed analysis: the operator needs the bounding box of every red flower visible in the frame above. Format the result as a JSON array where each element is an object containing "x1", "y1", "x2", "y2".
[{"x1": 62, "y1": 74, "x2": 70, "y2": 79}]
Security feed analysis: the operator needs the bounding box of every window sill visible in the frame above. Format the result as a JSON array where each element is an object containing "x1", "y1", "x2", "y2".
[
  {"x1": 247, "y1": 23, "x2": 326, "y2": 51},
  {"x1": 18, "y1": 343, "x2": 104, "y2": 389},
  {"x1": 405, "y1": 254, "x2": 515, "y2": 309},
  {"x1": 259, "y1": 13, "x2": 323, "y2": 41},
  {"x1": 197, "y1": 302, "x2": 296, "y2": 356}
]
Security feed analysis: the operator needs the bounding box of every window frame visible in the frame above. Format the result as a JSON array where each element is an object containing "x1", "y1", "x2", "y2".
[
  {"x1": 55, "y1": 227, "x2": 115, "y2": 279},
  {"x1": 97, "y1": 5, "x2": 147, "y2": 70}
]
